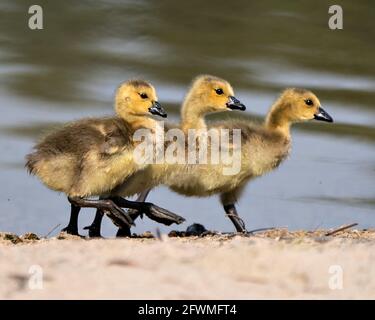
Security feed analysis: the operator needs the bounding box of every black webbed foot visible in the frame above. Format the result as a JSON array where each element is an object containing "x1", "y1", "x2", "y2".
[
  {"x1": 67, "y1": 197, "x2": 134, "y2": 230},
  {"x1": 111, "y1": 197, "x2": 185, "y2": 226},
  {"x1": 143, "y1": 203, "x2": 186, "y2": 226},
  {"x1": 116, "y1": 227, "x2": 132, "y2": 238},
  {"x1": 83, "y1": 225, "x2": 102, "y2": 238},
  {"x1": 61, "y1": 225, "x2": 80, "y2": 236},
  {"x1": 102, "y1": 200, "x2": 135, "y2": 229}
]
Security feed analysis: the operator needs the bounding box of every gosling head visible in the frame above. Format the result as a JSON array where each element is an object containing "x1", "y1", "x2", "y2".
[
  {"x1": 276, "y1": 88, "x2": 333, "y2": 123},
  {"x1": 115, "y1": 80, "x2": 167, "y2": 119},
  {"x1": 184, "y1": 75, "x2": 246, "y2": 116}
]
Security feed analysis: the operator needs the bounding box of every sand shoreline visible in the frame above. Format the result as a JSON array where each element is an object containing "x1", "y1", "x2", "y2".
[{"x1": 1, "y1": 229, "x2": 374, "y2": 299}]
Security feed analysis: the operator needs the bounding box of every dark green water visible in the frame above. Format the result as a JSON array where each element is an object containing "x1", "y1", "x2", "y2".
[{"x1": 0, "y1": 1, "x2": 374, "y2": 236}]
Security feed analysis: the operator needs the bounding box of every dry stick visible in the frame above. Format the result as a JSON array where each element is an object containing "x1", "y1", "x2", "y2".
[
  {"x1": 325, "y1": 223, "x2": 358, "y2": 236},
  {"x1": 43, "y1": 223, "x2": 61, "y2": 238},
  {"x1": 248, "y1": 227, "x2": 276, "y2": 234}
]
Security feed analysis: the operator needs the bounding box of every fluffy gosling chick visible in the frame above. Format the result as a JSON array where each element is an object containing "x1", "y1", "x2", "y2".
[{"x1": 213, "y1": 88, "x2": 333, "y2": 231}]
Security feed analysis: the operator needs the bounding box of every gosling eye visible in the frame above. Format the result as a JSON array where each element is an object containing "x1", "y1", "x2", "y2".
[
  {"x1": 139, "y1": 93, "x2": 148, "y2": 99},
  {"x1": 305, "y1": 99, "x2": 313, "y2": 106},
  {"x1": 215, "y1": 88, "x2": 224, "y2": 95}
]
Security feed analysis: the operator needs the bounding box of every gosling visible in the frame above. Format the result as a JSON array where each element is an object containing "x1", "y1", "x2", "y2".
[{"x1": 26, "y1": 80, "x2": 184, "y2": 235}]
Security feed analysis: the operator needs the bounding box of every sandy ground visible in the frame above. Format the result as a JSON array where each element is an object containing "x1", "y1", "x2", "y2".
[{"x1": 0, "y1": 229, "x2": 374, "y2": 299}]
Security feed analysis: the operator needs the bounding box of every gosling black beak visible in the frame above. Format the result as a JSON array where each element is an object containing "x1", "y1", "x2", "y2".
[
  {"x1": 226, "y1": 96, "x2": 246, "y2": 111},
  {"x1": 314, "y1": 107, "x2": 333, "y2": 123},
  {"x1": 148, "y1": 101, "x2": 167, "y2": 118}
]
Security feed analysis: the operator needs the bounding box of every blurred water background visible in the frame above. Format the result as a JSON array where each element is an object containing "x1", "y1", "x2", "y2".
[{"x1": 0, "y1": 0, "x2": 374, "y2": 236}]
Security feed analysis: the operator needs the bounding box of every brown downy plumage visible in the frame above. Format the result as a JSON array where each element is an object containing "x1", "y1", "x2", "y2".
[
  {"x1": 25, "y1": 80, "x2": 184, "y2": 235},
  {"x1": 112, "y1": 87, "x2": 333, "y2": 235}
]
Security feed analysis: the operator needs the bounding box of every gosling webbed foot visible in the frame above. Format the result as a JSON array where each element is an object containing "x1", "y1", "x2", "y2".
[
  {"x1": 84, "y1": 208, "x2": 104, "y2": 238},
  {"x1": 83, "y1": 225, "x2": 102, "y2": 238},
  {"x1": 115, "y1": 206, "x2": 136, "y2": 238},
  {"x1": 113, "y1": 192, "x2": 147, "y2": 238},
  {"x1": 116, "y1": 227, "x2": 132, "y2": 238},
  {"x1": 143, "y1": 203, "x2": 186, "y2": 226},
  {"x1": 223, "y1": 203, "x2": 247, "y2": 233},
  {"x1": 229, "y1": 215, "x2": 247, "y2": 233},
  {"x1": 68, "y1": 196, "x2": 134, "y2": 229},
  {"x1": 110, "y1": 197, "x2": 185, "y2": 226},
  {"x1": 61, "y1": 202, "x2": 81, "y2": 236},
  {"x1": 115, "y1": 204, "x2": 185, "y2": 238},
  {"x1": 102, "y1": 200, "x2": 135, "y2": 229},
  {"x1": 61, "y1": 225, "x2": 80, "y2": 236}
]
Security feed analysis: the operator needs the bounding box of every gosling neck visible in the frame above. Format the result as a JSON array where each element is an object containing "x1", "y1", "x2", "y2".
[
  {"x1": 180, "y1": 96, "x2": 207, "y2": 133},
  {"x1": 132, "y1": 116, "x2": 159, "y2": 131},
  {"x1": 264, "y1": 102, "x2": 292, "y2": 138},
  {"x1": 115, "y1": 100, "x2": 159, "y2": 131},
  {"x1": 118, "y1": 112, "x2": 158, "y2": 132}
]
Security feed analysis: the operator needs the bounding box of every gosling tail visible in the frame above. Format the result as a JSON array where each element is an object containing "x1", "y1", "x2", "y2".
[{"x1": 25, "y1": 151, "x2": 40, "y2": 175}]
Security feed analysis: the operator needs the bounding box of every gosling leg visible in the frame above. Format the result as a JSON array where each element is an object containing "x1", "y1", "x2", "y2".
[
  {"x1": 83, "y1": 196, "x2": 105, "y2": 237},
  {"x1": 68, "y1": 196, "x2": 134, "y2": 229},
  {"x1": 223, "y1": 204, "x2": 247, "y2": 233},
  {"x1": 113, "y1": 195, "x2": 185, "y2": 225},
  {"x1": 116, "y1": 189, "x2": 151, "y2": 237},
  {"x1": 221, "y1": 188, "x2": 247, "y2": 233},
  {"x1": 84, "y1": 210, "x2": 104, "y2": 238},
  {"x1": 84, "y1": 191, "x2": 150, "y2": 238},
  {"x1": 61, "y1": 203, "x2": 80, "y2": 235}
]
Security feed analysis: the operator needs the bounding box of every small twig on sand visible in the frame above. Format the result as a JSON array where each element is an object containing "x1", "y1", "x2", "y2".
[
  {"x1": 219, "y1": 227, "x2": 277, "y2": 237},
  {"x1": 248, "y1": 227, "x2": 276, "y2": 234},
  {"x1": 43, "y1": 224, "x2": 61, "y2": 238},
  {"x1": 325, "y1": 223, "x2": 358, "y2": 236}
]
